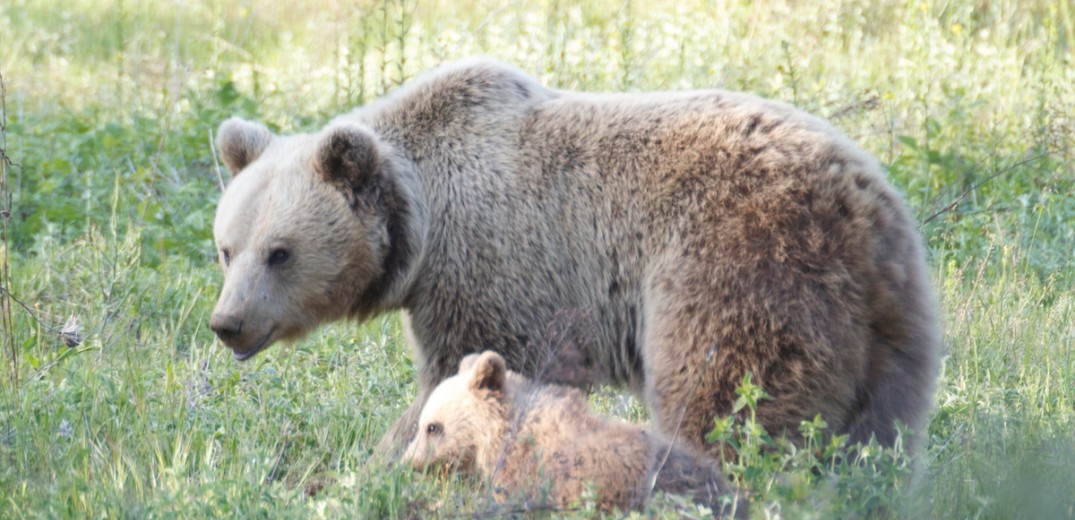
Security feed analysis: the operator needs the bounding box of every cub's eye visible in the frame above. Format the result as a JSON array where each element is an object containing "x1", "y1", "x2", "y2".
[
  {"x1": 220, "y1": 249, "x2": 231, "y2": 266},
  {"x1": 267, "y1": 248, "x2": 290, "y2": 266},
  {"x1": 426, "y1": 422, "x2": 443, "y2": 436}
]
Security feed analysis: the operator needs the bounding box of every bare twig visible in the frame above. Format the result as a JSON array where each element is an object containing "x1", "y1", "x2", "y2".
[
  {"x1": 265, "y1": 420, "x2": 294, "y2": 485},
  {"x1": 209, "y1": 127, "x2": 226, "y2": 192},
  {"x1": 646, "y1": 345, "x2": 717, "y2": 496},
  {"x1": 432, "y1": 499, "x2": 580, "y2": 519},
  {"x1": 478, "y1": 308, "x2": 598, "y2": 511},
  {"x1": 0, "y1": 286, "x2": 62, "y2": 335},
  {"x1": 920, "y1": 153, "x2": 1050, "y2": 225},
  {"x1": 828, "y1": 94, "x2": 880, "y2": 121},
  {"x1": 1, "y1": 69, "x2": 18, "y2": 388},
  {"x1": 468, "y1": 502, "x2": 581, "y2": 518}
]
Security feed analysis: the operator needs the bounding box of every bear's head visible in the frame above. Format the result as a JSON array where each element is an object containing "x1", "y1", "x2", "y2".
[
  {"x1": 403, "y1": 351, "x2": 510, "y2": 473},
  {"x1": 210, "y1": 117, "x2": 424, "y2": 360}
]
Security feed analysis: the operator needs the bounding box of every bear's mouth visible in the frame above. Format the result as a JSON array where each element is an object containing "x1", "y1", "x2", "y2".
[{"x1": 233, "y1": 328, "x2": 275, "y2": 361}]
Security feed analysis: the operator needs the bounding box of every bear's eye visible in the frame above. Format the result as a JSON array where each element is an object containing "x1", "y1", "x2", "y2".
[
  {"x1": 221, "y1": 249, "x2": 231, "y2": 266},
  {"x1": 267, "y1": 248, "x2": 291, "y2": 267},
  {"x1": 426, "y1": 422, "x2": 443, "y2": 436}
]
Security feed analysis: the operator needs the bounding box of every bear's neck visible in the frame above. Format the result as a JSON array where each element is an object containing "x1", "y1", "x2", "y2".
[{"x1": 346, "y1": 148, "x2": 430, "y2": 319}]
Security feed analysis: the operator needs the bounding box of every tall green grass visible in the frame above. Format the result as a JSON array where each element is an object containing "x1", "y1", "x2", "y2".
[{"x1": 1, "y1": 0, "x2": 1072, "y2": 517}]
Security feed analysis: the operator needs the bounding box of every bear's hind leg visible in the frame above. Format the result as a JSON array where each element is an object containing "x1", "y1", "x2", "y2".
[{"x1": 640, "y1": 260, "x2": 867, "y2": 458}]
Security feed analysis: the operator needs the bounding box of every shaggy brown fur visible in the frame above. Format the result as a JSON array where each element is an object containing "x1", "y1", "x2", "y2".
[
  {"x1": 210, "y1": 59, "x2": 940, "y2": 459},
  {"x1": 404, "y1": 351, "x2": 746, "y2": 516}
]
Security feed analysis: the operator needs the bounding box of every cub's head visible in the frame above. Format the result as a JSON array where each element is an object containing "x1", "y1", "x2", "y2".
[
  {"x1": 210, "y1": 117, "x2": 422, "y2": 360},
  {"x1": 403, "y1": 351, "x2": 510, "y2": 472}
]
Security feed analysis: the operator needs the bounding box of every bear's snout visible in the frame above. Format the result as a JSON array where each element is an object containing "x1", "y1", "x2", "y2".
[
  {"x1": 210, "y1": 313, "x2": 243, "y2": 344},
  {"x1": 210, "y1": 312, "x2": 276, "y2": 360}
]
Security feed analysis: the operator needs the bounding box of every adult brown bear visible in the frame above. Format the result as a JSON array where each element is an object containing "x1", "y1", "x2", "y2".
[{"x1": 209, "y1": 59, "x2": 940, "y2": 457}]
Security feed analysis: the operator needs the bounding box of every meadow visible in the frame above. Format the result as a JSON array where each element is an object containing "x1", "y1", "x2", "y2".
[{"x1": 1, "y1": 0, "x2": 1073, "y2": 517}]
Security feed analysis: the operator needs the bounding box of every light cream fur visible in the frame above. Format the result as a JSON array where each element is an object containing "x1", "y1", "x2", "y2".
[{"x1": 404, "y1": 351, "x2": 746, "y2": 516}]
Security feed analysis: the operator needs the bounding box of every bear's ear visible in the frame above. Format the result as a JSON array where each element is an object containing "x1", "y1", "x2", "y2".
[
  {"x1": 217, "y1": 117, "x2": 273, "y2": 175},
  {"x1": 315, "y1": 124, "x2": 381, "y2": 193},
  {"x1": 458, "y1": 352, "x2": 482, "y2": 373},
  {"x1": 468, "y1": 351, "x2": 506, "y2": 393}
]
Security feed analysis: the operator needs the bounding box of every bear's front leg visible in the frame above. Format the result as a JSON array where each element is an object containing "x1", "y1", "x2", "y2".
[
  {"x1": 372, "y1": 351, "x2": 454, "y2": 461},
  {"x1": 373, "y1": 390, "x2": 428, "y2": 461}
]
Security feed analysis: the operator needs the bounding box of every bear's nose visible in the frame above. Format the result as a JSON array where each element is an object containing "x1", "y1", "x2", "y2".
[{"x1": 210, "y1": 314, "x2": 243, "y2": 343}]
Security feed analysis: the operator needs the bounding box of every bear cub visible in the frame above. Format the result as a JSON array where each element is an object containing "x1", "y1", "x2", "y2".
[{"x1": 404, "y1": 351, "x2": 746, "y2": 517}]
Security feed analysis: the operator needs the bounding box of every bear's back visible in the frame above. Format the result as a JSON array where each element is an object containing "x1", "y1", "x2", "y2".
[
  {"x1": 492, "y1": 382, "x2": 647, "y2": 508},
  {"x1": 493, "y1": 380, "x2": 743, "y2": 515}
]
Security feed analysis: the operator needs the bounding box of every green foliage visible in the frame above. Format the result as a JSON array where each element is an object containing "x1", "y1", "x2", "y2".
[
  {"x1": 705, "y1": 374, "x2": 915, "y2": 518},
  {"x1": 1, "y1": 0, "x2": 1073, "y2": 518}
]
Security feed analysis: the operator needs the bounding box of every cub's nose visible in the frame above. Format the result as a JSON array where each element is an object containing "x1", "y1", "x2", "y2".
[{"x1": 210, "y1": 314, "x2": 243, "y2": 343}]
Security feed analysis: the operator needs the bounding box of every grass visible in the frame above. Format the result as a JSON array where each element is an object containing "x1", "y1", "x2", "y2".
[{"x1": 1, "y1": 0, "x2": 1073, "y2": 517}]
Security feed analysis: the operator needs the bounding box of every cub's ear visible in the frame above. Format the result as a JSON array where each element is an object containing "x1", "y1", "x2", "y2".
[
  {"x1": 458, "y1": 352, "x2": 483, "y2": 374},
  {"x1": 217, "y1": 117, "x2": 273, "y2": 175},
  {"x1": 468, "y1": 351, "x2": 506, "y2": 393},
  {"x1": 315, "y1": 123, "x2": 383, "y2": 193}
]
